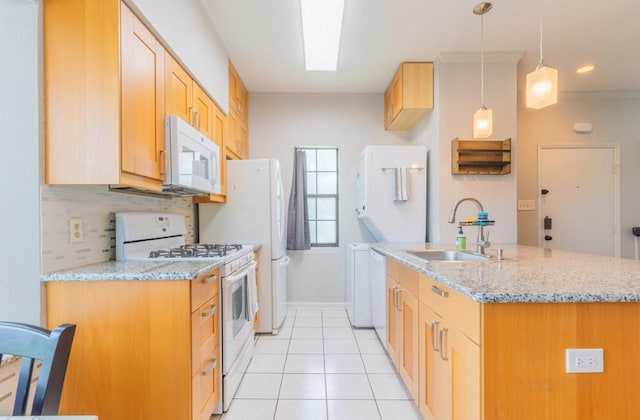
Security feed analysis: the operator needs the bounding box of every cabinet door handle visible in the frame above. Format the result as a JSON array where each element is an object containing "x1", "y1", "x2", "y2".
[
  {"x1": 159, "y1": 150, "x2": 166, "y2": 176},
  {"x1": 189, "y1": 107, "x2": 194, "y2": 126},
  {"x1": 430, "y1": 320, "x2": 440, "y2": 352},
  {"x1": 202, "y1": 304, "x2": 217, "y2": 318},
  {"x1": 202, "y1": 273, "x2": 217, "y2": 285},
  {"x1": 431, "y1": 285, "x2": 449, "y2": 298},
  {"x1": 397, "y1": 289, "x2": 403, "y2": 312},
  {"x1": 202, "y1": 358, "x2": 218, "y2": 376},
  {"x1": 439, "y1": 327, "x2": 449, "y2": 361},
  {"x1": 391, "y1": 287, "x2": 397, "y2": 310}
]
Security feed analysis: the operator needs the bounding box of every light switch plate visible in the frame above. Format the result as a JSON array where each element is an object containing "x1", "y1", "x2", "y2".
[
  {"x1": 69, "y1": 217, "x2": 83, "y2": 244},
  {"x1": 566, "y1": 348, "x2": 604, "y2": 373},
  {"x1": 517, "y1": 199, "x2": 536, "y2": 211}
]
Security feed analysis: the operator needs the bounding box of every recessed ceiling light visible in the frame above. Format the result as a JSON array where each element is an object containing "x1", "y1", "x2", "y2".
[
  {"x1": 576, "y1": 65, "x2": 595, "y2": 74},
  {"x1": 300, "y1": 0, "x2": 345, "y2": 71}
]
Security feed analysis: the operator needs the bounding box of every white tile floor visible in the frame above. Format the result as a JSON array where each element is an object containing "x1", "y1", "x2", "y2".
[{"x1": 215, "y1": 307, "x2": 423, "y2": 420}]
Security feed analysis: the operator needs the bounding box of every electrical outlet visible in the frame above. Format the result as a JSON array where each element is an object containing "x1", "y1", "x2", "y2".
[
  {"x1": 566, "y1": 348, "x2": 604, "y2": 373},
  {"x1": 517, "y1": 199, "x2": 536, "y2": 211},
  {"x1": 69, "y1": 217, "x2": 83, "y2": 244}
]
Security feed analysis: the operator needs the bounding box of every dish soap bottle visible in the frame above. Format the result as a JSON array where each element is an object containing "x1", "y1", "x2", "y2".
[{"x1": 456, "y1": 227, "x2": 466, "y2": 250}]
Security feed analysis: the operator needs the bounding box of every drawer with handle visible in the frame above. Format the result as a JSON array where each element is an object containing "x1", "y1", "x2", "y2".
[
  {"x1": 191, "y1": 294, "x2": 220, "y2": 378},
  {"x1": 191, "y1": 268, "x2": 219, "y2": 312},
  {"x1": 419, "y1": 274, "x2": 480, "y2": 344}
]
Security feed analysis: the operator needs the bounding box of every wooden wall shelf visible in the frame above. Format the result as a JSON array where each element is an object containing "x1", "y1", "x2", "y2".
[{"x1": 452, "y1": 138, "x2": 511, "y2": 175}]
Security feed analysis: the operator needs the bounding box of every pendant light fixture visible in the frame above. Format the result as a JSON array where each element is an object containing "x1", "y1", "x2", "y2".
[
  {"x1": 473, "y1": 2, "x2": 493, "y2": 139},
  {"x1": 526, "y1": 0, "x2": 558, "y2": 109}
]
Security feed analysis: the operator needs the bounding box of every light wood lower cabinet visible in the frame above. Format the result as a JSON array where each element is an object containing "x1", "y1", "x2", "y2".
[
  {"x1": 45, "y1": 268, "x2": 221, "y2": 420},
  {"x1": 387, "y1": 259, "x2": 640, "y2": 419},
  {"x1": 386, "y1": 259, "x2": 419, "y2": 402},
  {"x1": 418, "y1": 302, "x2": 480, "y2": 420}
]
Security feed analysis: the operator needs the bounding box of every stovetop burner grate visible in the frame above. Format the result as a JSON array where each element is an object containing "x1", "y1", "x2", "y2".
[{"x1": 147, "y1": 243, "x2": 244, "y2": 259}]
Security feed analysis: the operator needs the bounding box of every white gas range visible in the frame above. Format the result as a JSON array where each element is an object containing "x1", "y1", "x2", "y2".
[{"x1": 115, "y1": 212, "x2": 256, "y2": 414}]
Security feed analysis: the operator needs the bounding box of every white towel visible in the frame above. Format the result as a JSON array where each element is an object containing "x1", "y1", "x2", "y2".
[
  {"x1": 400, "y1": 167, "x2": 408, "y2": 201},
  {"x1": 392, "y1": 168, "x2": 402, "y2": 202},
  {"x1": 393, "y1": 167, "x2": 408, "y2": 202},
  {"x1": 247, "y1": 261, "x2": 259, "y2": 322}
]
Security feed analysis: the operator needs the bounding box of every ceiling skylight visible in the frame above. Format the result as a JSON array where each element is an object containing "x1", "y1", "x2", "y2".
[{"x1": 300, "y1": 0, "x2": 345, "y2": 71}]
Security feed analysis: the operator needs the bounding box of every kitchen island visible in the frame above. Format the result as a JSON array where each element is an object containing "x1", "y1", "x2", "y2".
[
  {"x1": 42, "y1": 260, "x2": 224, "y2": 420},
  {"x1": 371, "y1": 243, "x2": 640, "y2": 420}
]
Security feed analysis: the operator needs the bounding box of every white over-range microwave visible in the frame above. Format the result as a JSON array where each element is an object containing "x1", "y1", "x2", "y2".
[
  {"x1": 163, "y1": 115, "x2": 221, "y2": 196},
  {"x1": 110, "y1": 115, "x2": 221, "y2": 197}
]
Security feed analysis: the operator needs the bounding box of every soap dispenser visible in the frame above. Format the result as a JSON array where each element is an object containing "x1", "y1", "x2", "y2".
[{"x1": 456, "y1": 227, "x2": 466, "y2": 250}]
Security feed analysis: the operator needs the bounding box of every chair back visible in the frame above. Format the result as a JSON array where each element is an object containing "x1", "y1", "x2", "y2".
[{"x1": 0, "y1": 322, "x2": 76, "y2": 416}]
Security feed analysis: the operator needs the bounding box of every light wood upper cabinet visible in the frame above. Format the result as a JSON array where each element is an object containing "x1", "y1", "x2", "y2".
[
  {"x1": 165, "y1": 55, "x2": 194, "y2": 125},
  {"x1": 193, "y1": 83, "x2": 215, "y2": 140},
  {"x1": 384, "y1": 62, "x2": 433, "y2": 131},
  {"x1": 226, "y1": 61, "x2": 249, "y2": 160},
  {"x1": 44, "y1": 0, "x2": 166, "y2": 191},
  {"x1": 120, "y1": 5, "x2": 165, "y2": 184},
  {"x1": 165, "y1": 53, "x2": 215, "y2": 140},
  {"x1": 228, "y1": 62, "x2": 248, "y2": 126}
]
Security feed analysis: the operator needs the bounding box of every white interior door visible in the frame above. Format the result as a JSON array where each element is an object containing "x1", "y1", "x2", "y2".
[{"x1": 539, "y1": 145, "x2": 620, "y2": 256}]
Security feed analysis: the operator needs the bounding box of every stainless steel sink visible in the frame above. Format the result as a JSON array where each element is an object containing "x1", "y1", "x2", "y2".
[{"x1": 404, "y1": 249, "x2": 490, "y2": 262}]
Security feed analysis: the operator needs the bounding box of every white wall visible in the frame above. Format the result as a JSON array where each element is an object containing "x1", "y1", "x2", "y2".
[
  {"x1": 249, "y1": 93, "x2": 411, "y2": 304},
  {"x1": 517, "y1": 92, "x2": 640, "y2": 258},
  {"x1": 0, "y1": 0, "x2": 41, "y2": 324},
  {"x1": 413, "y1": 53, "x2": 520, "y2": 246}
]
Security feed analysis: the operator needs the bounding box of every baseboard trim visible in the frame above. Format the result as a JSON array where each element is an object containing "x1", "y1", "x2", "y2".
[{"x1": 287, "y1": 302, "x2": 346, "y2": 310}]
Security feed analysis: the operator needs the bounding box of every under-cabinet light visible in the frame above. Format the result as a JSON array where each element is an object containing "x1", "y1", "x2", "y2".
[{"x1": 300, "y1": 0, "x2": 345, "y2": 71}]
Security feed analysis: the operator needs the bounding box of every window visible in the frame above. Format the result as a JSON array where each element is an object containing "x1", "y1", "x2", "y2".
[{"x1": 298, "y1": 147, "x2": 339, "y2": 247}]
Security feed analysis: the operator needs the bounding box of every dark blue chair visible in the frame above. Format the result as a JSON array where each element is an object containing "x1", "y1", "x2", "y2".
[{"x1": 0, "y1": 322, "x2": 76, "y2": 415}]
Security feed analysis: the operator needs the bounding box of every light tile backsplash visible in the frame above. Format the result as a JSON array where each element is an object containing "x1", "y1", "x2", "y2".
[{"x1": 41, "y1": 185, "x2": 195, "y2": 272}]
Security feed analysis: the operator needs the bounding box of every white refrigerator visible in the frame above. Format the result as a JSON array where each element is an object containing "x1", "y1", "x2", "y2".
[{"x1": 199, "y1": 159, "x2": 289, "y2": 334}]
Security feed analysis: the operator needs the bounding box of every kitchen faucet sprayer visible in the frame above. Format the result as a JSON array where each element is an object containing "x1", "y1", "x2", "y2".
[
  {"x1": 447, "y1": 197, "x2": 484, "y2": 223},
  {"x1": 448, "y1": 197, "x2": 492, "y2": 254}
]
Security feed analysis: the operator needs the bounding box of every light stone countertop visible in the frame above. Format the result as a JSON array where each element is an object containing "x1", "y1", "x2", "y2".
[
  {"x1": 40, "y1": 259, "x2": 222, "y2": 282},
  {"x1": 372, "y1": 243, "x2": 640, "y2": 303}
]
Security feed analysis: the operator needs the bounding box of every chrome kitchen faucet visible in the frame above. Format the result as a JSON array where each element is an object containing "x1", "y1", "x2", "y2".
[{"x1": 447, "y1": 197, "x2": 492, "y2": 254}]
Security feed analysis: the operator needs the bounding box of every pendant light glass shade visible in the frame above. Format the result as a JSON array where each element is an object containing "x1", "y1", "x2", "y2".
[
  {"x1": 473, "y1": 2, "x2": 493, "y2": 139},
  {"x1": 526, "y1": 0, "x2": 557, "y2": 109},
  {"x1": 473, "y1": 106, "x2": 493, "y2": 138},
  {"x1": 526, "y1": 65, "x2": 558, "y2": 109}
]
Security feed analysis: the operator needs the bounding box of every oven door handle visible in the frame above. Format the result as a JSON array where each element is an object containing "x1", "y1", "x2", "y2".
[{"x1": 224, "y1": 261, "x2": 256, "y2": 286}]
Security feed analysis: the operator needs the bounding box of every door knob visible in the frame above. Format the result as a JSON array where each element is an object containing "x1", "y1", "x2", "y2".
[{"x1": 544, "y1": 235, "x2": 553, "y2": 241}]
